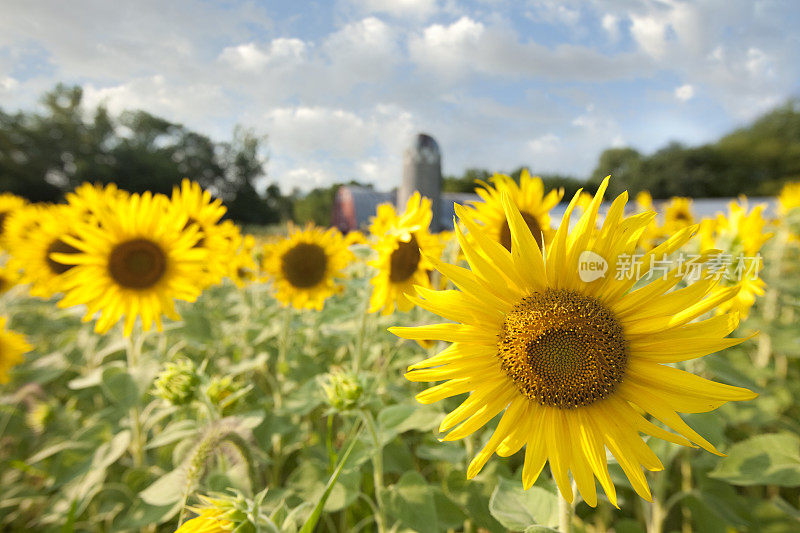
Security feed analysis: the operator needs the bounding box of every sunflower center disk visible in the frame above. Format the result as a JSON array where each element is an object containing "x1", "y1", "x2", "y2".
[
  {"x1": 46, "y1": 238, "x2": 80, "y2": 275},
  {"x1": 498, "y1": 288, "x2": 628, "y2": 409},
  {"x1": 281, "y1": 243, "x2": 327, "y2": 288},
  {"x1": 499, "y1": 210, "x2": 544, "y2": 250},
  {"x1": 389, "y1": 235, "x2": 421, "y2": 282},
  {"x1": 109, "y1": 239, "x2": 168, "y2": 289}
]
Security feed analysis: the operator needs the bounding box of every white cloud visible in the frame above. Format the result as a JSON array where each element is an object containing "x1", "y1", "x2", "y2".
[
  {"x1": 674, "y1": 84, "x2": 694, "y2": 102},
  {"x1": 82, "y1": 76, "x2": 232, "y2": 137},
  {"x1": 629, "y1": 14, "x2": 668, "y2": 58},
  {"x1": 219, "y1": 38, "x2": 307, "y2": 71},
  {"x1": 349, "y1": 0, "x2": 438, "y2": 20},
  {"x1": 408, "y1": 16, "x2": 650, "y2": 81},
  {"x1": 0, "y1": 76, "x2": 19, "y2": 91},
  {"x1": 408, "y1": 16, "x2": 484, "y2": 77},
  {"x1": 528, "y1": 133, "x2": 560, "y2": 155},
  {"x1": 527, "y1": 0, "x2": 581, "y2": 26},
  {"x1": 323, "y1": 17, "x2": 399, "y2": 80},
  {"x1": 601, "y1": 14, "x2": 619, "y2": 41},
  {"x1": 219, "y1": 43, "x2": 270, "y2": 70}
]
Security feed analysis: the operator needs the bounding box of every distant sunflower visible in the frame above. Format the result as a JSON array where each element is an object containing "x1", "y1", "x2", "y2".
[
  {"x1": 53, "y1": 192, "x2": 207, "y2": 336},
  {"x1": 66, "y1": 182, "x2": 129, "y2": 221},
  {"x1": 368, "y1": 193, "x2": 441, "y2": 315},
  {"x1": 467, "y1": 170, "x2": 562, "y2": 250},
  {"x1": 344, "y1": 230, "x2": 368, "y2": 247},
  {"x1": 700, "y1": 198, "x2": 772, "y2": 319},
  {"x1": 778, "y1": 181, "x2": 800, "y2": 215},
  {"x1": 661, "y1": 197, "x2": 695, "y2": 235},
  {"x1": 263, "y1": 225, "x2": 352, "y2": 310},
  {"x1": 0, "y1": 317, "x2": 32, "y2": 384},
  {"x1": 369, "y1": 203, "x2": 399, "y2": 237},
  {"x1": 0, "y1": 262, "x2": 20, "y2": 295},
  {"x1": 391, "y1": 177, "x2": 757, "y2": 507},
  {"x1": 228, "y1": 234, "x2": 258, "y2": 288},
  {"x1": 2, "y1": 204, "x2": 43, "y2": 252},
  {"x1": 7, "y1": 205, "x2": 83, "y2": 298},
  {"x1": 0, "y1": 193, "x2": 28, "y2": 243},
  {"x1": 169, "y1": 179, "x2": 230, "y2": 287}
]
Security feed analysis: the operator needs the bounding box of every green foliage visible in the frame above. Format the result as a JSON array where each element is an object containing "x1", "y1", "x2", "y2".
[
  {"x1": 0, "y1": 85, "x2": 287, "y2": 223},
  {"x1": 444, "y1": 166, "x2": 591, "y2": 198},
  {"x1": 590, "y1": 99, "x2": 800, "y2": 197}
]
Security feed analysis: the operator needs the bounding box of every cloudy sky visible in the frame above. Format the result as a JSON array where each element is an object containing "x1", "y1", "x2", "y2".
[{"x1": 1, "y1": 0, "x2": 798, "y2": 192}]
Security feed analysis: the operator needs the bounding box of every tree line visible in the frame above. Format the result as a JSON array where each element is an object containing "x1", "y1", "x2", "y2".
[
  {"x1": 0, "y1": 84, "x2": 290, "y2": 224},
  {"x1": 2, "y1": 85, "x2": 798, "y2": 226}
]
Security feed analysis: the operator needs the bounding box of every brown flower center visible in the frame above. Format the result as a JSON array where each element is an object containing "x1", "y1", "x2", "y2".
[
  {"x1": 389, "y1": 235, "x2": 421, "y2": 283},
  {"x1": 281, "y1": 242, "x2": 327, "y2": 288},
  {"x1": 109, "y1": 239, "x2": 167, "y2": 289},
  {"x1": 46, "y1": 238, "x2": 81, "y2": 275},
  {"x1": 499, "y1": 210, "x2": 544, "y2": 250},
  {"x1": 497, "y1": 288, "x2": 627, "y2": 409}
]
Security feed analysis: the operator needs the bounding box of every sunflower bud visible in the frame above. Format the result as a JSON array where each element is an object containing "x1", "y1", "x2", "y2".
[
  {"x1": 154, "y1": 359, "x2": 199, "y2": 406},
  {"x1": 26, "y1": 400, "x2": 53, "y2": 434},
  {"x1": 206, "y1": 375, "x2": 238, "y2": 409},
  {"x1": 323, "y1": 370, "x2": 365, "y2": 411}
]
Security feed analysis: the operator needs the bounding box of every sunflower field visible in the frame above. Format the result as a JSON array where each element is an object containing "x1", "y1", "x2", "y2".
[{"x1": 1, "y1": 175, "x2": 800, "y2": 533}]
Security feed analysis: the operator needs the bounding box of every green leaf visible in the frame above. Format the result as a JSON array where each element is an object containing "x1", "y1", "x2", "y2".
[
  {"x1": 102, "y1": 367, "x2": 140, "y2": 409},
  {"x1": 387, "y1": 471, "x2": 438, "y2": 533},
  {"x1": 144, "y1": 419, "x2": 199, "y2": 450},
  {"x1": 523, "y1": 527, "x2": 558, "y2": 533},
  {"x1": 378, "y1": 403, "x2": 441, "y2": 444},
  {"x1": 709, "y1": 432, "x2": 800, "y2": 486},
  {"x1": 298, "y1": 424, "x2": 361, "y2": 533},
  {"x1": 139, "y1": 468, "x2": 186, "y2": 505},
  {"x1": 67, "y1": 367, "x2": 104, "y2": 390},
  {"x1": 432, "y1": 488, "x2": 467, "y2": 529},
  {"x1": 489, "y1": 477, "x2": 558, "y2": 531}
]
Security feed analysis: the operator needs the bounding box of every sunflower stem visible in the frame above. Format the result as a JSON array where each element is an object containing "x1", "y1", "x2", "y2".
[
  {"x1": 558, "y1": 493, "x2": 573, "y2": 533},
  {"x1": 756, "y1": 224, "x2": 786, "y2": 368},
  {"x1": 353, "y1": 285, "x2": 371, "y2": 374},
  {"x1": 361, "y1": 410, "x2": 387, "y2": 533},
  {"x1": 125, "y1": 326, "x2": 146, "y2": 468},
  {"x1": 277, "y1": 306, "x2": 292, "y2": 382}
]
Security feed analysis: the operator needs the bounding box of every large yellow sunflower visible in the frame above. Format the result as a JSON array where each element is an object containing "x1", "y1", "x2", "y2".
[
  {"x1": 52, "y1": 192, "x2": 207, "y2": 336},
  {"x1": 168, "y1": 179, "x2": 231, "y2": 287},
  {"x1": 0, "y1": 316, "x2": 32, "y2": 384},
  {"x1": 466, "y1": 169, "x2": 562, "y2": 250},
  {"x1": 263, "y1": 225, "x2": 352, "y2": 310},
  {"x1": 390, "y1": 178, "x2": 757, "y2": 507},
  {"x1": 368, "y1": 192, "x2": 441, "y2": 315},
  {"x1": 6, "y1": 205, "x2": 83, "y2": 298}
]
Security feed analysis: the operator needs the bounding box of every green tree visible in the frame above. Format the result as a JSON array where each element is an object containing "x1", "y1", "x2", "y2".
[{"x1": 0, "y1": 84, "x2": 288, "y2": 224}]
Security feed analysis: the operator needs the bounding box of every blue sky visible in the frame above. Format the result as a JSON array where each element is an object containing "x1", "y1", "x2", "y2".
[{"x1": 1, "y1": 0, "x2": 798, "y2": 192}]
